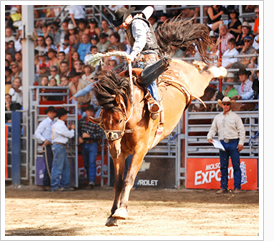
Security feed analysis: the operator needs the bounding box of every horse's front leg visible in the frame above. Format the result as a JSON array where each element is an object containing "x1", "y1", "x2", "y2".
[
  {"x1": 112, "y1": 149, "x2": 146, "y2": 219},
  {"x1": 105, "y1": 154, "x2": 126, "y2": 226}
]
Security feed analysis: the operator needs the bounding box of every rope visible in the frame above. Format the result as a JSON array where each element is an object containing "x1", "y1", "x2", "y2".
[
  {"x1": 87, "y1": 51, "x2": 134, "y2": 123},
  {"x1": 42, "y1": 142, "x2": 51, "y2": 179}
]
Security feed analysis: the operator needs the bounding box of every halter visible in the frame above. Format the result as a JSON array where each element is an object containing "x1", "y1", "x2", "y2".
[{"x1": 103, "y1": 107, "x2": 133, "y2": 141}]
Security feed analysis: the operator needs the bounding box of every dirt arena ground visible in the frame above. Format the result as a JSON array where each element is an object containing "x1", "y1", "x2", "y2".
[{"x1": 5, "y1": 185, "x2": 259, "y2": 237}]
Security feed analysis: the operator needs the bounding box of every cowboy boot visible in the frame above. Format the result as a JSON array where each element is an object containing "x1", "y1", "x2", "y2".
[{"x1": 144, "y1": 92, "x2": 161, "y2": 114}]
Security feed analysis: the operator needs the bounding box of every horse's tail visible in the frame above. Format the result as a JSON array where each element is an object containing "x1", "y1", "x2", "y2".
[{"x1": 155, "y1": 15, "x2": 211, "y2": 63}]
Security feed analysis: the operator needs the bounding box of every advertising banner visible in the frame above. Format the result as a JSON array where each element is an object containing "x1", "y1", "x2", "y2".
[{"x1": 186, "y1": 158, "x2": 257, "y2": 190}]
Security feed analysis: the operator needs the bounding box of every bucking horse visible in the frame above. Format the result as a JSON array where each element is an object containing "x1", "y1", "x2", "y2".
[{"x1": 89, "y1": 17, "x2": 227, "y2": 226}]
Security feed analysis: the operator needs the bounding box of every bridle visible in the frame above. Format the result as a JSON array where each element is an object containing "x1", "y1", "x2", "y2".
[{"x1": 103, "y1": 107, "x2": 133, "y2": 141}]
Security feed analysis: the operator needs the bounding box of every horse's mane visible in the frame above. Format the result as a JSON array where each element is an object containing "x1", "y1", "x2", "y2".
[
  {"x1": 93, "y1": 70, "x2": 131, "y2": 109},
  {"x1": 155, "y1": 15, "x2": 211, "y2": 63}
]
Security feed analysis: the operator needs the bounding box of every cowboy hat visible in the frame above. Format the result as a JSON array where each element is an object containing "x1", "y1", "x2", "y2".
[
  {"x1": 44, "y1": 106, "x2": 56, "y2": 114},
  {"x1": 224, "y1": 72, "x2": 235, "y2": 81},
  {"x1": 218, "y1": 96, "x2": 236, "y2": 108},
  {"x1": 113, "y1": 6, "x2": 136, "y2": 27},
  {"x1": 238, "y1": 67, "x2": 251, "y2": 76},
  {"x1": 56, "y1": 108, "x2": 70, "y2": 118}
]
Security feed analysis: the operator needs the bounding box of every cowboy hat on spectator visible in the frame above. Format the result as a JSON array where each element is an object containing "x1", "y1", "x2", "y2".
[
  {"x1": 238, "y1": 67, "x2": 251, "y2": 76},
  {"x1": 218, "y1": 96, "x2": 236, "y2": 108},
  {"x1": 44, "y1": 106, "x2": 57, "y2": 114},
  {"x1": 56, "y1": 108, "x2": 70, "y2": 118}
]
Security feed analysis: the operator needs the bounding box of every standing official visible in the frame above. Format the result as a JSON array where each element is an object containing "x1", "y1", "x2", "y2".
[
  {"x1": 34, "y1": 106, "x2": 57, "y2": 191},
  {"x1": 78, "y1": 104, "x2": 103, "y2": 188},
  {"x1": 51, "y1": 108, "x2": 75, "y2": 191},
  {"x1": 207, "y1": 97, "x2": 245, "y2": 194}
]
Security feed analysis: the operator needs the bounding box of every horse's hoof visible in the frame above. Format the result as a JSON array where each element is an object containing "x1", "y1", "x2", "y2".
[
  {"x1": 105, "y1": 217, "x2": 118, "y2": 226},
  {"x1": 112, "y1": 207, "x2": 128, "y2": 219}
]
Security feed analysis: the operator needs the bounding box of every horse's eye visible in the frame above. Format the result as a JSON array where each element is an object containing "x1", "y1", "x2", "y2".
[{"x1": 116, "y1": 119, "x2": 123, "y2": 124}]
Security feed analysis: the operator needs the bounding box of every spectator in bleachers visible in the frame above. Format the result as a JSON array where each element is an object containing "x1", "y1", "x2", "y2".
[
  {"x1": 47, "y1": 48, "x2": 59, "y2": 67},
  {"x1": 56, "y1": 51, "x2": 66, "y2": 72},
  {"x1": 217, "y1": 24, "x2": 234, "y2": 54},
  {"x1": 97, "y1": 33, "x2": 110, "y2": 53},
  {"x1": 108, "y1": 32, "x2": 122, "y2": 49},
  {"x1": 252, "y1": 68, "x2": 259, "y2": 100},
  {"x1": 77, "y1": 34, "x2": 92, "y2": 62},
  {"x1": 59, "y1": 76, "x2": 70, "y2": 86},
  {"x1": 69, "y1": 34, "x2": 81, "y2": 52},
  {"x1": 14, "y1": 51, "x2": 22, "y2": 71},
  {"x1": 37, "y1": 51, "x2": 48, "y2": 74},
  {"x1": 221, "y1": 38, "x2": 239, "y2": 69},
  {"x1": 48, "y1": 21, "x2": 61, "y2": 48},
  {"x1": 5, "y1": 93, "x2": 20, "y2": 123},
  {"x1": 253, "y1": 7, "x2": 259, "y2": 36},
  {"x1": 70, "y1": 51, "x2": 80, "y2": 68},
  {"x1": 58, "y1": 35, "x2": 70, "y2": 54},
  {"x1": 87, "y1": 19, "x2": 101, "y2": 38},
  {"x1": 37, "y1": 63, "x2": 50, "y2": 85},
  {"x1": 9, "y1": 76, "x2": 23, "y2": 110},
  {"x1": 82, "y1": 65, "x2": 95, "y2": 83},
  {"x1": 206, "y1": 5, "x2": 224, "y2": 32},
  {"x1": 239, "y1": 35, "x2": 257, "y2": 68},
  {"x1": 40, "y1": 23, "x2": 50, "y2": 38},
  {"x1": 5, "y1": 68, "x2": 12, "y2": 93},
  {"x1": 84, "y1": 46, "x2": 98, "y2": 65},
  {"x1": 235, "y1": 21, "x2": 252, "y2": 52},
  {"x1": 60, "y1": 20, "x2": 69, "y2": 44},
  {"x1": 232, "y1": 68, "x2": 254, "y2": 101},
  {"x1": 68, "y1": 70, "x2": 90, "y2": 105},
  {"x1": 68, "y1": 23, "x2": 79, "y2": 40},
  {"x1": 227, "y1": 9, "x2": 242, "y2": 39},
  {"x1": 49, "y1": 77, "x2": 57, "y2": 87},
  {"x1": 48, "y1": 66, "x2": 60, "y2": 85},
  {"x1": 6, "y1": 5, "x2": 22, "y2": 32},
  {"x1": 69, "y1": 5, "x2": 86, "y2": 29},
  {"x1": 77, "y1": 19, "x2": 89, "y2": 42},
  {"x1": 40, "y1": 76, "x2": 49, "y2": 101},
  {"x1": 44, "y1": 35, "x2": 57, "y2": 54},
  {"x1": 5, "y1": 52, "x2": 14, "y2": 64},
  {"x1": 6, "y1": 40, "x2": 16, "y2": 60},
  {"x1": 104, "y1": 56, "x2": 120, "y2": 72},
  {"x1": 10, "y1": 62, "x2": 22, "y2": 85},
  {"x1": 73, "y1": 59, "x2": 84, "y2": 74},
  {"x1": 35, "y1": 35, "x2": 46, "y2": 52},
  {"x1": 101, "y1": 19, "x2": 113, "y2": 36},
  {"x1": 59, "y1": 61, "x2": 70, "y2": 78},
  {"x1": 14, "y1": 26, "x2": 22, "y2": 52},
  {"x1": 252, "y1": 26, "x2": 259, "y2": 51},
  {"x1": 90, "y1": 35, "x2": 99, "y2": 48},
  {"x1": 5, "y1": 27, "x2": 16, "y2": 42},
  {"x1": 222, "y1": 73, "x2": 238, "y2": 98},
  {"x1": 155, "y1": 13, "x2": 169, "y2": 30}
]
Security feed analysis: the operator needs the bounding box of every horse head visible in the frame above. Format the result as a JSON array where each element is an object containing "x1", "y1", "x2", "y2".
[{"x1": 90, "y1": 70, "x2": 132, "y2": 159}]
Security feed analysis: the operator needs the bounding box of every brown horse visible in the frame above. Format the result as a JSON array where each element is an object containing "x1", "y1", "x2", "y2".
[{"x1": 90, "y1": 59, "x2": 227, "y2": 226}]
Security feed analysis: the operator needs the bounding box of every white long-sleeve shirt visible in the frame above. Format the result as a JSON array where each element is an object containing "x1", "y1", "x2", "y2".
[
  {"x1": 35, "y1": 117, "x2": 56, "y2": 143},
  {"x1": 51, "y1": 119, "x2": 75, "y2": 144}
]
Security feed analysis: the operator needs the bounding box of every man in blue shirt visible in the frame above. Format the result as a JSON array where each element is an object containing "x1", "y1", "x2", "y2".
[{"x1": 77, "y1": 34, "x2": 92, "y2": 62}]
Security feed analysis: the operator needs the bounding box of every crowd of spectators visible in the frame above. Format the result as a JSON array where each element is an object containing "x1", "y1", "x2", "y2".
[{"x1": 5, "y1": 4, "x2": 260, "y2": 119}]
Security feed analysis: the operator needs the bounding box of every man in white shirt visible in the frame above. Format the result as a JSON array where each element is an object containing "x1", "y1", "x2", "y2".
[
  {"x1": 51, "y1": 108, "x2": 75, "y2": 191},
  {"x1": 69, "y1": 5, "x2": 86, "y2": 28},
  {"x1": 207, "y1": 97, "x2": 245, "y2": 194},
  {"x1": 34, "y1": 106, "x2": 57, "y2": 191}
]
